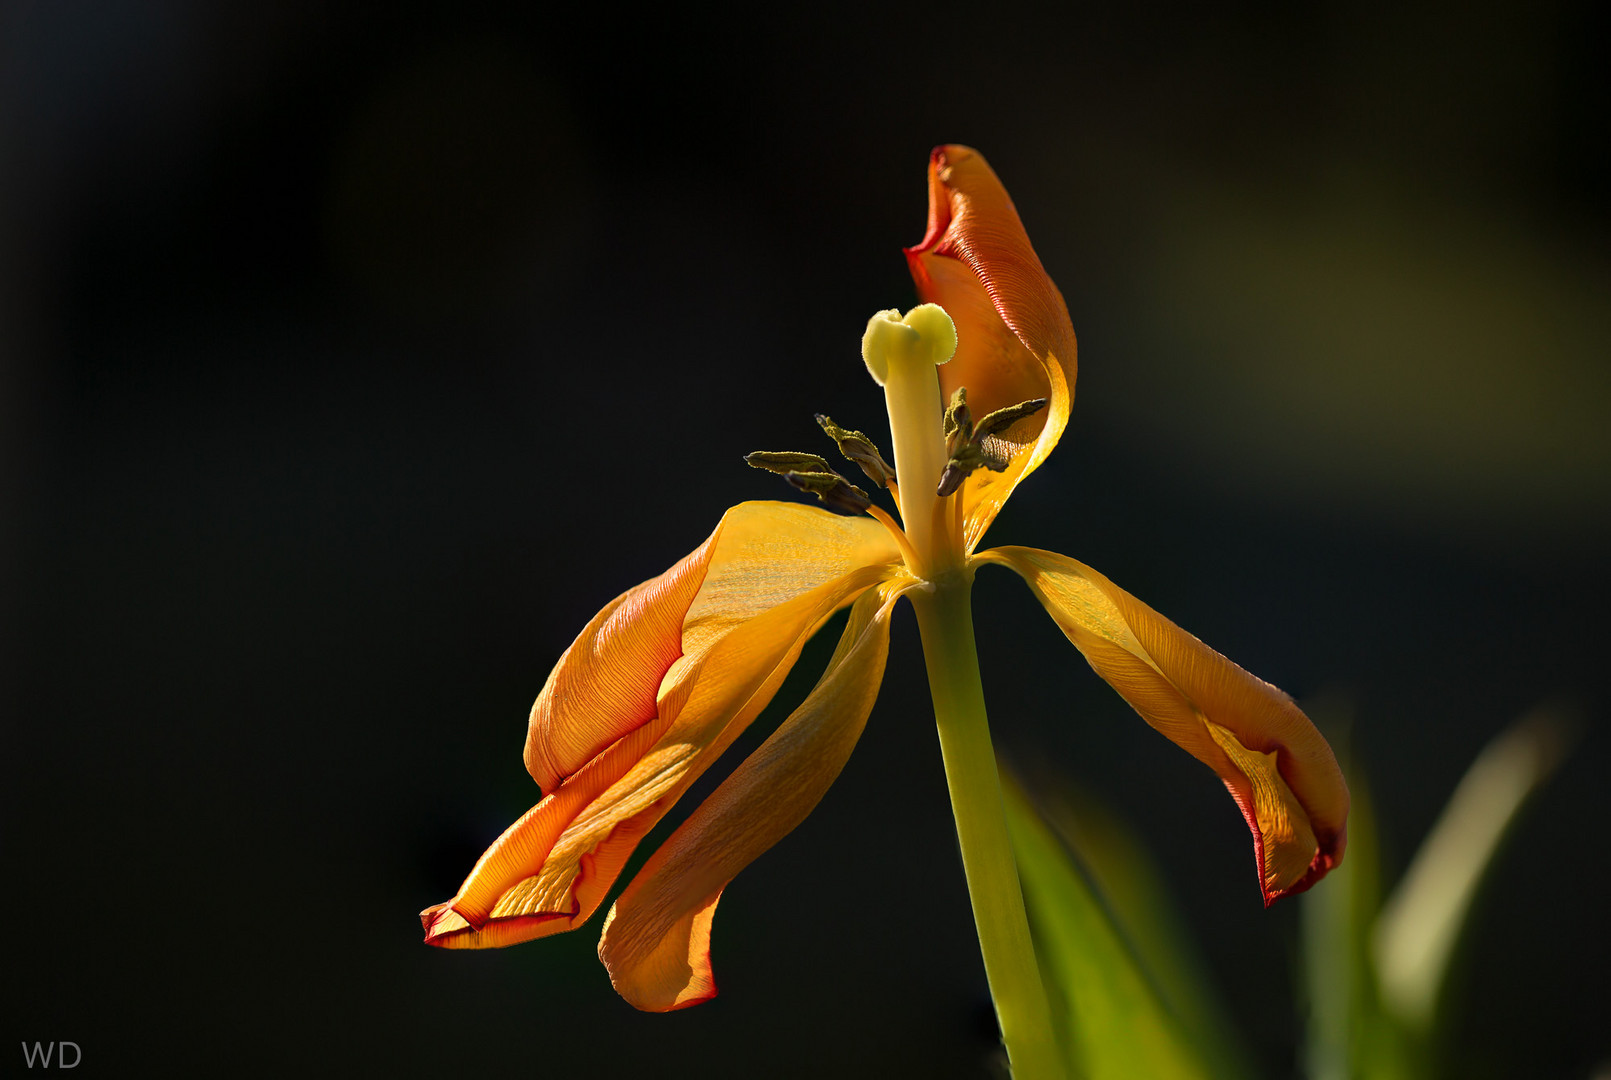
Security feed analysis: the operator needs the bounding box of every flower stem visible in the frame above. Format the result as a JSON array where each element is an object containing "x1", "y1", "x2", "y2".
[{"x1": 911, "y1": 578, "x2": 1064, "y2": 1080}]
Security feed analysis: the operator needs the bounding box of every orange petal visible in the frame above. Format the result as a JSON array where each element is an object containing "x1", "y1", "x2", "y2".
[
  {"x1": 599, "y1": 579, "x2": 910, "y2": 1011},
  {"x1": 979, "y1": 546, "x2": 1349, "y2": 903},
  {"x1": 490, "y1": 559, "x2": 892, "y2": 933},
  {"x1": 424, "y1": 502, "x2": 903, "y2": 945},
  {"x1": 421, "y1": 806, "x2": 664, "y2": 948},
  {"x1": 524, "y1": 530, "x2": 719, "y2": 793},
  {"x1": 905, "y1": 145, "x2": 1077, "y2": 552},
  {"x1": 421, "y1": 721, "x2": 665, "y2": 945}
]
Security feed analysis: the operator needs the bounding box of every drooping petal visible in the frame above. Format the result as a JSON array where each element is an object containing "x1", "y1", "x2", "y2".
[
  {"x1": 523, "y1": 501, "x2": 900, "y2": 792},
  {"x1": 905, "y1": 145, "x2": 1077, "y2": 552},
  {"x1": 420, "y1": 722, "x2": 668, "y2": 947},
  {"x1": 979, "y1": 546, "x2": 1348, "y2": 904},
  {"x1": 598, "y1": 578, "x2": 910, "y2": 1011},
  {"x1": 423, "y1": 502, "x2": 903, "y2": 946},
  {"x1": 524, "y1": 533, "x2": 719, "y2": 794},
  {"x1": 451, "y1": 559, "x2": 888, "y2": 930}
]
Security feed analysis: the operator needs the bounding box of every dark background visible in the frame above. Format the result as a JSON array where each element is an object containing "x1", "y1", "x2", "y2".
[{"x1": 4, "y1": 2, "x2": 1607, "y2": 1077}]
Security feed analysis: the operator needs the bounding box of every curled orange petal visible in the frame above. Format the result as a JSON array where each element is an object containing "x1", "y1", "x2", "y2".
[
  {"x1": 905, "y1": 145, "x2": 1077, "y2": 552},
  {"x1": 598, "y1": 579, "x2": 910, "y2": 1011},
  {"x1": 421, "y1": 722, "x2": 666, "y2": 945},
  {"x1": 524, "y1": 530, "x2": 718, "y2": 793},
  {"x1": 979, "y1": 546, "x2": 1348, "y2": 903},
  {"x1": 423, "y1": 502, "x2": 902, "y2": 946}
]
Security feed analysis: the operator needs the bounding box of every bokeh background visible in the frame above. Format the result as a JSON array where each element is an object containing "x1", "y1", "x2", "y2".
[{"x1": 4, "y1": 2, "x2": 1607, "y2": 1076}]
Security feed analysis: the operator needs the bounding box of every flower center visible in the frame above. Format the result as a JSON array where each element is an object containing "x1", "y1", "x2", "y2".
[{"x1": 745, "y1": 304, "x2": 1046, "y2": 583}]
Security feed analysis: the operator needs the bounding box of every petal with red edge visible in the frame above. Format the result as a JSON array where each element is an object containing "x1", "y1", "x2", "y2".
[
  {"x1": 598, "y1": 579, "x2": 910, "y2": 1011},
  {"x1": 424, "y1": 502, "x2": 903, "y2": 944},
  {"x1": 478, "y1": 559, "x2": 891, "y2": 926},
  {"x1": 979, "y1": 546, "x2": 1348, "y2": 903},
  {"x1": 905, "y1": 145, "x2": 1077, "y2": 551},
  {"x1": 421, "y1": 721, "x2": 665, "y2": 945}
]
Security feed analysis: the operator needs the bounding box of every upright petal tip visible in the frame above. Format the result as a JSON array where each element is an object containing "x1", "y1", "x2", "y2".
[
  {"x1": 899, "y1": 145, "x2": 1077, "y2": 550},
  {"x1": 905, "y1": 144, "x2": 971, "y2": 262}
]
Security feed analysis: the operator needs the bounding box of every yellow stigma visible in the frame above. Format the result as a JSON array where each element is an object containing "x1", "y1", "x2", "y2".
[{"x1": 861, "y1": 304, "x2": 958, "y2": 386}]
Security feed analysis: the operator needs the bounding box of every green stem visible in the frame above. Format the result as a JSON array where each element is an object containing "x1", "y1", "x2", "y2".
[{"x1": 911, "y1": 578, "x2": 1064, "y2": 1080}]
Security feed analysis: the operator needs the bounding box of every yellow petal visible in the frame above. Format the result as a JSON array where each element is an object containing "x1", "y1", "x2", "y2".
[
  {"x1": 979, "y1": 546, "x2": 1348, "y2": 903},
  {"x1": 599, "y1": 579, "x2": 910, "y2": 1011},
  {"x1": 905, "y1": 145, "x2": 1077, "y2": 552},
  {"x1": 498, "y1": 558, "x2": 891, "y2": 929},
  {"x1": 523, "y1": 501, "x2": 899, "y2": 792},
  {"x1": 424, "y1": 502, "x2": 903, "y2": 944}
]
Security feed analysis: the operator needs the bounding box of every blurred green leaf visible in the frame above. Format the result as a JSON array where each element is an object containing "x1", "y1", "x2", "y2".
[
  {"x1": 1004, "y1": 779, "x2": 1248, "y2": 1080},
  {"x1": 1371, "y1": 706, "x2": 1575, "y2": 1036},
  {"x1": 1300, "y1": 701, "x2": 1575, "y2": 1080},
  {"x1": 1301, "y1": 767, "x2": 1420, "y2": 1080}
]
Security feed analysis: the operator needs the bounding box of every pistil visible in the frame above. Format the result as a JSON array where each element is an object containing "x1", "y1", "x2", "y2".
[{"x1": 861, "y1": 304, "x2": 960, "y2": 580}]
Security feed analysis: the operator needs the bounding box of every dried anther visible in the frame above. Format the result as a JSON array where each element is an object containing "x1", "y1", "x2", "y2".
[
  {"x1": 784, "y1": 471, "x2": 873, "y2": 515},
  {"x1": 744, "y1": 451, "x2": 837, "y2": 476},
  {"x1": 975, "y1": 397, "x2": 1050, "y2": 441},
  {"x1": 745, "y1": 451, "x2": 874, "y2": 516},
  {"x1": 942, "y1": 387, "x2": 973, "y2": 451},
  {"x1": 937, "y1": 444, "x2": 1009, "y2": 496},
  {"x1": 814, "y1": 414, "x2": 897, "y2": 488},
  {"x1": 936, "y1": 389, "x2": 1050, "y2": 497}
]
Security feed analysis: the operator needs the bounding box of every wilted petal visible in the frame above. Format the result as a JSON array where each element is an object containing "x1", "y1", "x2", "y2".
[
  {"x1": 465, "y1": 561, "x2": 890, "y2": 929},
  {"x1": 523, "y1": 501, "x2": 900, "y2": 791},
  {"x1": 420, "y1": 722, "x2": 665, "y2": 946},
  {"x1": 524, "y1": 533, "x2": 718, "y2": 793},
  {"x1": 905, "y1": 145, "x2": 1077, "y2": 552},
  {"x1": 424, "y1": 502, "x2": 903, "y2": 943},
  {"x1": 979, "y1": 546, "x2": 1348, "y2": 903},
  {"x1": 599, "y1": 579, "x2": 910, "y2": 1011}
]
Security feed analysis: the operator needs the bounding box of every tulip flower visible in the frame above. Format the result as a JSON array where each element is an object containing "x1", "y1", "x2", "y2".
[{"x1": 422, "y1": 145, "x2": 1348, "y2": 1077}]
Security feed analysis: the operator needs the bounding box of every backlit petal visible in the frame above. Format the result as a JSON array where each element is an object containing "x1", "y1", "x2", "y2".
[
  {"x1": 979, "y1": 546, "x2": 1348, "y2": 903},
  {"x1": 420, "y1": 723, "x2": 666, "y2": 947},
  {"x1": 523, "y1": 535, "x2": 717, "y2": 794},
  {"x1": 905, "y1": 145, "x2": 1077, "y2": 552},
  {"x1": 523, "y1": 501, "x2": 900, "y2": 792},
  {"x1": 598, "y1": 579, "x2": 910, "y2": 1011},
  {"x1": 423, "y1": 502, "x2": 903, "y2": 945}
]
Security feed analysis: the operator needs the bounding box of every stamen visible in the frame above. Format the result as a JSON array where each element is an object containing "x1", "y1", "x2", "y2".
[
  {"x1": 950, "y1": 474, "x2": 966, "y2": 548},
  {"x1": 937, "y1": 443, "x2": 1010, "y2": 497},
  {"x1": 815, "y1": 414, "x2": 897, "y2": 489},
  {"x1": 934, "y1": 394, "x2": 1050, "y2": 496},
  {"x1": 864, "y1": 504, "x2": 922, "y2": 570},
  {"x1": 784, "y1": 471, "x2": 874, "y2": 516},
  {"x1": 744, "y1": 451, "x2": 838, "y2": 475},
  {"x1": 745, "y1": 451, "x2": 874, "y2": 516},
  {"x1": 974, "y1": 397, "x2": 1050, "y2": 440},
  {"x1": 943, "y1": 387, "x2": 972, "y2": 449}
]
